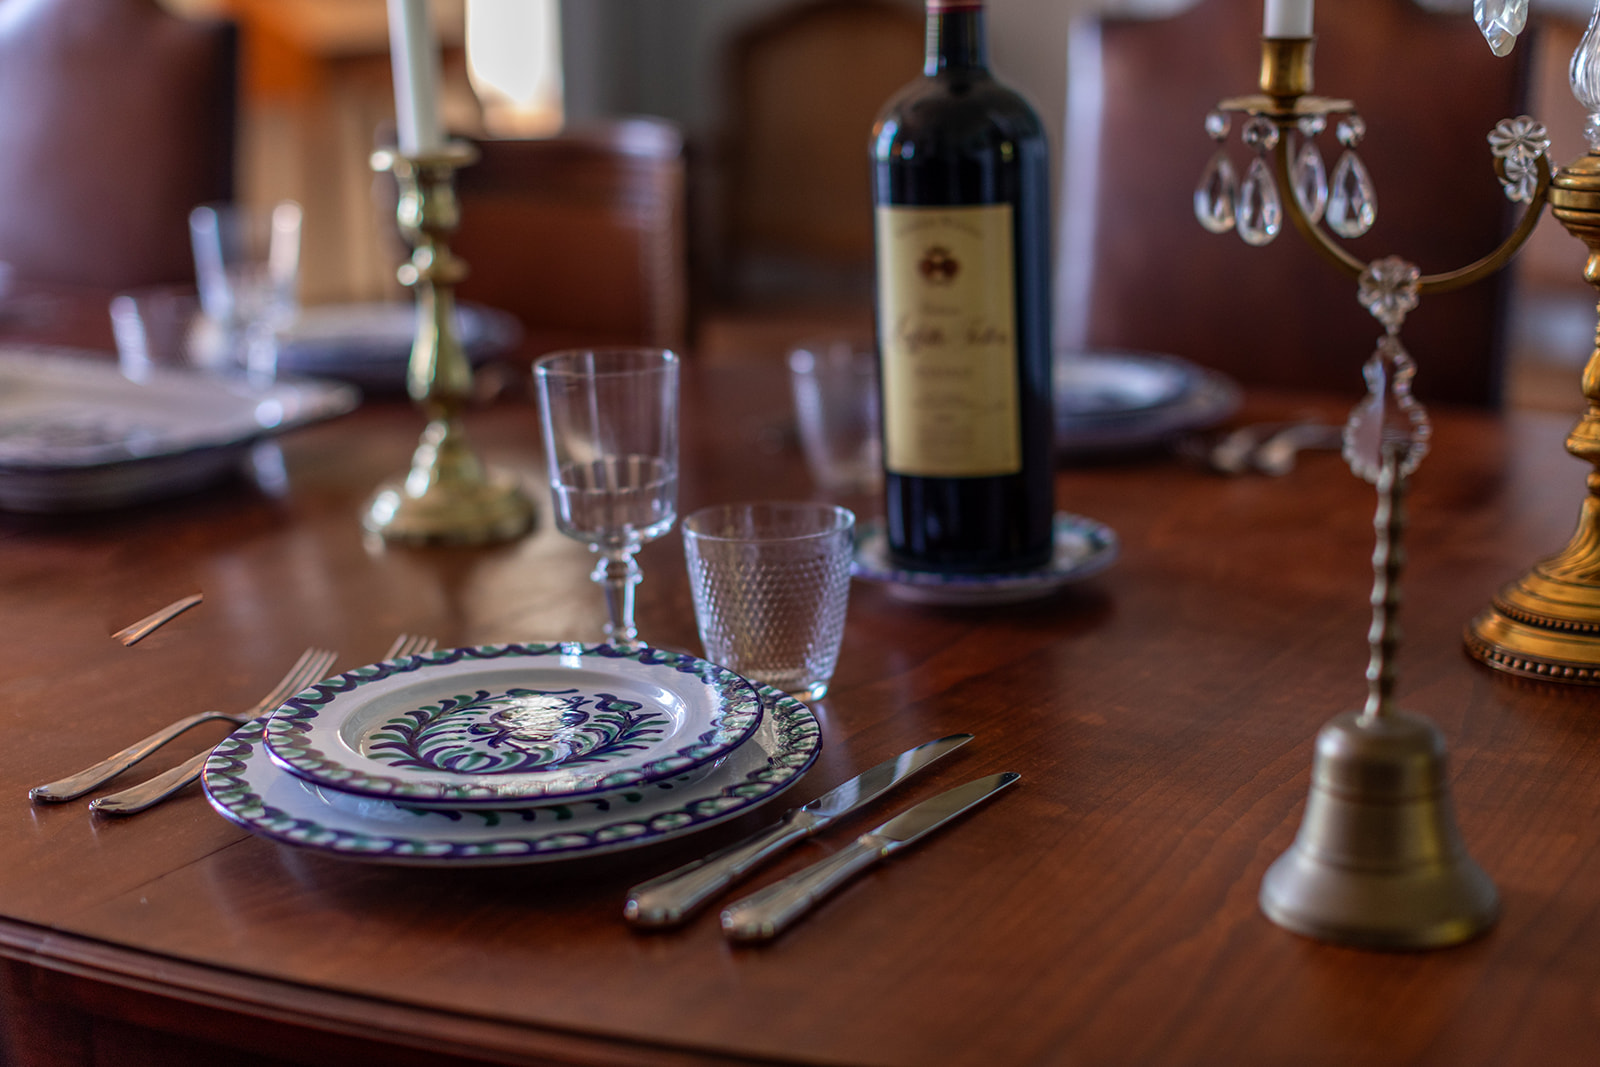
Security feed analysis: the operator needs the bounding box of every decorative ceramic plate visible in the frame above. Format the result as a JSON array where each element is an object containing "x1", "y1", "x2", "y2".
[
  {"x1": 205, "y1": 684, "x2": 820, "y2": 867},
  {"x1": 1055, "y1": 349, "x2": 1195, "y2": 419},
  {"x1": 1055, "y1": 351, "x2": 1240, "y2": 458},
  {"x1": 852, "y1": 512, "x2": 1118, "y2": 606},
  {"x1": 276, "y1": 301, "x2": 520, "y2": 391},
  {"x1": 0, "y1": 346, "x2": 357, "y2": 512},
  {"x1": 263, "y1": 643, "x2": 765, "y2": 808}
]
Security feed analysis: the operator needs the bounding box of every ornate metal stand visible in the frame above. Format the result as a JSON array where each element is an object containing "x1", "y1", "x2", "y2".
[
  {"x1": 1200, "y1": 30, "x2": 1554, "y2": 947},
  {"x1": 364, "y1": 143, "x2": 534, "y2": 545},
  {"x1": 1465, "y1": 146, "x2": 1600, "y2": 683}
]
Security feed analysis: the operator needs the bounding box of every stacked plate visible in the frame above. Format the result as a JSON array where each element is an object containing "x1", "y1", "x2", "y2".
[
  {"x1": 202, "y1": 642, "x2": 822, "y2": 867},
  {"x1": 0, "y1": 346, "x2": 357, "y2": 512},
  {"x1": 1055, "y1": 349, "x2": 1240, "y2": 458},
  {"x1": 275, "y1": 301, "x2": 522, "y2": 391}
]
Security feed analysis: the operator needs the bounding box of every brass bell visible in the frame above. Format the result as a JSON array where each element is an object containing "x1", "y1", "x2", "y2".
[{"x1": 1259, "y1": 708, "x2": 1497, "y2": 950}]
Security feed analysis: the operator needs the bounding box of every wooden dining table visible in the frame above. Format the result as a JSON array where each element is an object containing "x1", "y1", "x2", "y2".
[{"x1": 1, "y1": 298, "x2": 1598, "y2": 1066}]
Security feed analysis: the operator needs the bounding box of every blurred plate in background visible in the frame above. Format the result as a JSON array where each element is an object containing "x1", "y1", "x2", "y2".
[
  {"x1": 277, "y1": 301, "x2": 522, "y2": 391},
  {"x1": 1055, "y1": 350, "x2": 1240, "y2": 458}
]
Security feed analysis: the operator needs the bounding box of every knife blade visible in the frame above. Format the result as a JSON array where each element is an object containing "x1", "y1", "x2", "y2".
[
  {"x1": 623, "y1": 732, "x2": 974, "y2": 928},
  {"x1": 720, "y1": 771, "x2": 1020, "y2": 942}
]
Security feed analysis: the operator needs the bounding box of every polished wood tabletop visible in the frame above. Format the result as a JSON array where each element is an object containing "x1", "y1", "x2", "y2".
[{"x1": 1, "y1": 325, "x2": 1599, "y2": 1065}]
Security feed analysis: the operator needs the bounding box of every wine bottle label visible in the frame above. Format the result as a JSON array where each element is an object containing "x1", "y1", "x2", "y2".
[{"x1": 876, "y1": 203, "x2": 1021, "y2": 478}]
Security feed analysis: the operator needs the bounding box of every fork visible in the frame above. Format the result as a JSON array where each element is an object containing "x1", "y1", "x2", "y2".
[
  {"x1": 89, "y1": 634, "x2": 436, "y2": 816},
  {"x1": 30, "y1": 646, "x2": 339, "y2": 804}
]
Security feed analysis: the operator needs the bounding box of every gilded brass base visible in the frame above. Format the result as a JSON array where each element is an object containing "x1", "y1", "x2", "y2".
[
  {"x1": 362, "y1": 417, "x2": 534, "y2": 546},
  {"x1": 1465, "y1": 151, "x2": 1600, "y2": 684},
  {"x1": 1260, "y1": 711, "x2": 1498, "y2": 950}
]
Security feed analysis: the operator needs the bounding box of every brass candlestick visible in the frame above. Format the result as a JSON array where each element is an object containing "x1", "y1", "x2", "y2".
[
  {"x1": 1201, "y1": 36, "x2": 1553, "y2": 948},
  {"x1": 1464, "y1": 150, "x2": 1600, "y2": 683},
  {"x1": 363, "y1": 143, "x2": 534, "y2": 545}
]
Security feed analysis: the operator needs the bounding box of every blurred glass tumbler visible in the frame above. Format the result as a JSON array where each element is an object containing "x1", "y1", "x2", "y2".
[
  {"x1": 787, "y1": 338, "x2": 881, "y2": 492},
  {"x1": 110, "y1": 287, "x2": 205, "y2": 381},
  {"x1": 683, "y1": 502, "x2": 855, "y2": 701},
  {"x1": 188, "y1": 200, "x2": 303, "y2": 383}
]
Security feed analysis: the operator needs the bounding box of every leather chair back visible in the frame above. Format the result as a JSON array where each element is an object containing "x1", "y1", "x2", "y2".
[
  {"x1": 450, "y1": 119, "x2": 688, "y2": 352},
  {"x1": 0, "y1": 0, "x2": 236, "y2": 290}
]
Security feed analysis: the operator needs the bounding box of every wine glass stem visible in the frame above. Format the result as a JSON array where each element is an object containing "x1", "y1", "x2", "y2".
[{"x1": 592, "y1": 547, "x2": 642, "y2": 647}]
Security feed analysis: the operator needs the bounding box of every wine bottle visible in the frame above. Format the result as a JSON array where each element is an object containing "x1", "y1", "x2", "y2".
[{"x1": 871, "y1": 0, "x2": 1055, "y2": 574}]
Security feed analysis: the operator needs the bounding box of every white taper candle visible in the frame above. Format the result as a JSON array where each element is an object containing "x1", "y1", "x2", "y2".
[
  {"x1": 1263, "y1": 0, "x2": 1314, "y2": 38},
  {"x1": 386, "y1": 0, "x2": 445, "y2": 155}
]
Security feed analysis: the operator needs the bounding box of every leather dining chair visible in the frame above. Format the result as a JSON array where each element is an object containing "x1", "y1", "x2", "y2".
[
  {"x1": 713, "y1": 0, "x2": 923, "y2": 307},
  {"x1": 1058, "y1": 0, "x2": 1533, "y2": 406},
  {"x1": 447, "y1": 118, "x2": 689, "y2": 353},
  {"x1": 0, "y1": 0, "x2": 236, "y2": 291}
]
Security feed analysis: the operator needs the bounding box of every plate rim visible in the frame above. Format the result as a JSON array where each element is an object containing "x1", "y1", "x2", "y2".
[
  {"x1": 204, "y1": 684, "x2": 820, "y2": 867},
  {"x1": 262, "y1": 643, "x2": 766, "y2": 807}
]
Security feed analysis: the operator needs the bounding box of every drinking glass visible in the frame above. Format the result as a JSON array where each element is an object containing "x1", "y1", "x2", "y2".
[
  {"x1": 683, "y1": 501, "x2": 856, "y2": 700},
  {"x1": 109, "y1": 286, "x2": 205, "y2": 381},
  {"x1": 787, "y1": 336, "x2": 882, "y2": 493},
  {"x1": 188, "y1": 200, "x2": 302, "y2": 384},
  {"x1": 533, "y1": 348, "x2": 680, "y2": 647}
]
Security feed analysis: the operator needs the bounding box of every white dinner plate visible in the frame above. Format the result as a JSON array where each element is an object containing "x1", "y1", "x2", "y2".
[
  {"x1": 0, "y1": 346, "x2": 357, "y2": 512},
  {"x1": 263, "y1": 643, "x2": 765, "y2": 808},
  {"x1": 851, "y1": 512, "x2": 1118, "y2": 606},
  {"x1": 205, "y1": 684, "x2": 820, "y2": 867}
]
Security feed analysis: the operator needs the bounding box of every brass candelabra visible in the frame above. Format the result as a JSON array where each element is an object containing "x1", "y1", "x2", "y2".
[
  {"x1": 1202, "y1": 34, "x2": 1555, "y2": 948},
  {"x1": 363, "y1": 143, "x2": 534, "y2": 545},
  {"x1": 1464, "y1": 150, "x2": 1600, "y2": 683}
]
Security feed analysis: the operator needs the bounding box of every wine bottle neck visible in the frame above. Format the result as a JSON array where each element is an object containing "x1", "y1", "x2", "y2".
[{"x1": 925, "y1": 2, "x2": 987, "y2": 75}]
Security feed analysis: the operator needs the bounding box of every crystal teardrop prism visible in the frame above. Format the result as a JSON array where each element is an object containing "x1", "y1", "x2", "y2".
[
  {"x1": 1195, "y1": 149, "x2": 1238, "y2": 234},
  {"x1": 1326, "y1": 150, "x2": 1377, "y2": 238},
  {"x1": 1474, "y1": 0, "x2": 1528, "y2": 57},
  {"x1": 1572, "y1": 4, "x2": 1600, "y2": 148},
  {"x1": 1237, "y1": 157, "x2": 1283, "y2": 246},
  {"x1": 1292, "y1": 139, "x2": 1329, "y2": 223},
  {"x1": 1342, "y1": 334, "x2": 1431, "y2": 484}
]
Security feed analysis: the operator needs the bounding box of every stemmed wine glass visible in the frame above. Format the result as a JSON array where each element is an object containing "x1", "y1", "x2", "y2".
[{"x1": 533, "y1": 348, "x2": 679, "y2": 647}]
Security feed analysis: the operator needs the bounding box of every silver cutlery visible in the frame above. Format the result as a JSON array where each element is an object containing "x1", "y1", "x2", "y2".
[
  {"x1": 1183, "y1": 420, "x2": 1341, "y2": 476},
  {"x1": 624, "y1": 733, "x2": 974, "y2": 928},
  {"x1": 720, "y1": 771, "x2": 1020, "y2": 943},
  {"x1": 111, "y1": 592, "x2": 203, "y2": 646},
  {"x1": 380, "y1": 633, "x2": 439, "y2": 663},
  {"x1": 30, "y1": 646, "x2": 336, "y2": 804},
  {"x1": 86, "y1": 635, "x2": 437, "y2": 816}
]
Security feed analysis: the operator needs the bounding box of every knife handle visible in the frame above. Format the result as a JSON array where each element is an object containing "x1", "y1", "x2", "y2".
[
  {"x1": 720, "y1": 838, "x2": 884, "y2": 942},
  {"x1": 88, "y1": 748, "x2": 208, "y2": 815},
  {"x1": 625, "y1": 816, "x2": 814, "y2": 927}
]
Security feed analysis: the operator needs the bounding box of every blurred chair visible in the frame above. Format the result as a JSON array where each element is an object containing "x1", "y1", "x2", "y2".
[
  {"x1": 0, "y1": 0, "x2": 236, "y2": 290},
  {"x1": 714, "y1": 0, "x2": 922, "y2": 307},
  {"x1": 448, "y1": 119, "x2": 688, "y2": 353},
  {"x1": 1058, "y1": 0, "x2": 1533, "y2": 407}
]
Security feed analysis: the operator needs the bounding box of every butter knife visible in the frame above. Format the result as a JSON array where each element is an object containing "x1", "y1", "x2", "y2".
[
  {"x1": 624, "y1": 733, "x2": 973, "y2": 928},
  {"x1": 112, "y1": 593, "x2": 203, "y2": 646},
  {"x1": 721, "y1": 770, "x2": 1020, "y2": 942}
]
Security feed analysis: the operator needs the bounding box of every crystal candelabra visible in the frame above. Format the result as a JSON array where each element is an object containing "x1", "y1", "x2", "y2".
[
  {"x1": 363, "y1": 143, "x2": 535, "y2": 545},
  {"x1": 1195, "y1": 10, "x2": 1559, "y2": 947}
]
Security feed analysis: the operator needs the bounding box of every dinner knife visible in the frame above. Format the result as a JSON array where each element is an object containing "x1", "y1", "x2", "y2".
[
  {"x1": 720, "y1": 771, "x2": 1020, "y2": 943},
  {"x1": 623, "y1": 733, "x2": 973, "y2": 928}
]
